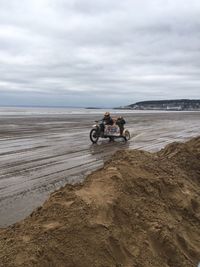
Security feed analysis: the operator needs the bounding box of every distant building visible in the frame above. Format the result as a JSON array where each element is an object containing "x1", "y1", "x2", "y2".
[{"x1": 166, "y1": 106, "x2": 182, "y2": 111}]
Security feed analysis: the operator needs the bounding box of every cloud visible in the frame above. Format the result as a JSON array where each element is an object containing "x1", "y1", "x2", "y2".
[{"x1": 0, "y1": 0, "x2": 200, "y2": 107}]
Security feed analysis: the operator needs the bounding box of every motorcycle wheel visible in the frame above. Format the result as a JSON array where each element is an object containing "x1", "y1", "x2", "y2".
[
  {"x1": 124, "y1": 130, "x2": 130, "y2": 141},
  {"x1": 90, "y1": 129, "x2": 99, "y2": 143},
  {"x1": 109, "y1": 136, "x2": 114, "y2": 142}
]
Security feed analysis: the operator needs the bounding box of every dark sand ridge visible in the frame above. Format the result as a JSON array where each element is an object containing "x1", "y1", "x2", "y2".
[
  {"x1": 0, "y1": 136, "x2": 199, "y2": 267},
  {"x1": 0, "y1": 110, "x2": 200, "y2": 227}
]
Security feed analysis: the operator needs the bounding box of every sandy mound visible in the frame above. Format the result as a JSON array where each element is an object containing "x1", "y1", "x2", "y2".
[{"x1": 0, "y1": 137, "x2": 200, "y2": 267}]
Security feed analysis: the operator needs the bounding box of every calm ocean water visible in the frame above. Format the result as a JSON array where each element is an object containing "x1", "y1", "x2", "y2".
[{"x1": 0, "y1": 106, "x2": 190, "y2": 116}]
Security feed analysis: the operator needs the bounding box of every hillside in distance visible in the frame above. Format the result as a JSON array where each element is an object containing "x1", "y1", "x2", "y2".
[{"x1": 118, "y1": 99, "x2": 200, "y2": 111}]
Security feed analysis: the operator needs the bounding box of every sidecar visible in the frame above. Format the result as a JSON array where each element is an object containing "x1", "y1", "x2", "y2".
[
  {"x1": 104, "y1": 125, "x2": 120, "y2": 137},
  {"x1": 104, "y1": 125, "x2": 130, "y2": 141}
]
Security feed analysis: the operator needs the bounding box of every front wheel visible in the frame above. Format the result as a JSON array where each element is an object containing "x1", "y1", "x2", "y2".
[
  {"x1": 90, "y1": 129, "x2": 99, "y2": 143},
  {"x1": 123, "y1": 130, "x2": 130, "y2": 141}
]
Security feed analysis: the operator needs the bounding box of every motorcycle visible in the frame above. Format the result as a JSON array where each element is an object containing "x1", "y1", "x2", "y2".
[{"x1": 89, "y1": 120, "x2": 131, "y2": 143}]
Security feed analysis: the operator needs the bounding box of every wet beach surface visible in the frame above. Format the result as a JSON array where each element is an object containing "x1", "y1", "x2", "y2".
[{"x1": 0, "y1": 108, "x2": 199, "y2": 227}]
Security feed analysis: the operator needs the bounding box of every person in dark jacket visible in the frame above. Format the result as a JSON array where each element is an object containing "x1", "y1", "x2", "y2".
[
  {"x1": 100, "y1": 112, "x2": 113, "y2": 133},
  {"x1": 102, "y1": 112, "x2": 113, "y2": 125},
  {"x1": 116, "y1": 116, "x2": 126, "y2": 135}
]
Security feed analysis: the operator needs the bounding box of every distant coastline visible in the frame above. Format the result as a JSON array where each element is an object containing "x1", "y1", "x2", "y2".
[
  {"x1": 116, "y1": 99, "x2": 200, "y2": 111},
  {"x1": 1, "y1": 99, "x2": 200, "y2": 111},
  {"x1": 85, "y1": 107, "x2": 102, "y2": 109}
]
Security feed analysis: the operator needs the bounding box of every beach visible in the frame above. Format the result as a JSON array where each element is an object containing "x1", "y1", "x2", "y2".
[{"x1": 0, "y1": 107, "x2": 200, "y2": 227}]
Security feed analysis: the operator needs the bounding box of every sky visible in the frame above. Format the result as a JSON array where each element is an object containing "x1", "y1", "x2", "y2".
[{"x1": 0, "y1": 0, "x2": 200, "y2": 108}]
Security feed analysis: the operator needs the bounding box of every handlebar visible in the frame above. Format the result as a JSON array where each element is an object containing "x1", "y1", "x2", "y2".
[{"x1": 94, "y1": 120, "x2": 104, "y2": 124}]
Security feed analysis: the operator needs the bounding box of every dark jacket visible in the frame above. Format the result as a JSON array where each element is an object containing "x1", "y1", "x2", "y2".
[
  {"x1": 116, "y1": 117, "x2": 126, "y2": 127},
  {"x1": 102, "y1": 116, "x2": 113, "y2": 125}
]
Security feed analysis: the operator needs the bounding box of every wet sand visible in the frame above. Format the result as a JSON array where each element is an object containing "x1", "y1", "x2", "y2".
[{"x1": 0, "y1": 108, "x2": 199, "y2": 227}]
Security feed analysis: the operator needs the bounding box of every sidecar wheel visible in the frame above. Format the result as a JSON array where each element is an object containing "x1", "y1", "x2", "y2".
[
  {"x1": 124, "y1": 130, "x2": 130, "y2": 141},
  {"x1": 109, "y1": 136, "x2": 114, "y2": 142},
  {"x1": 90, "y1": 129, "x2": 99, "y2": 143}
]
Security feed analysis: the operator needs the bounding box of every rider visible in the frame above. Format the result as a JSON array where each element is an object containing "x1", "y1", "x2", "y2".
[
  {"x1": 100, "y1": 112, "x2": 114, "y2": 133},
  {"x1": 116, "y1": 116, "x2": 126, "y2": 135}
]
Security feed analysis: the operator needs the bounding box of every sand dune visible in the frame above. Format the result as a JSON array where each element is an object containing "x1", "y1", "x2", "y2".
[{"x1": 0, "y1": 136, "x2": 199, "y2": 267}]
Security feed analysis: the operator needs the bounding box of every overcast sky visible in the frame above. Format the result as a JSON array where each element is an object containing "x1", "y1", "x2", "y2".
[{"x1": 0, "y1": 0, "x2": 200, "y2": 107}]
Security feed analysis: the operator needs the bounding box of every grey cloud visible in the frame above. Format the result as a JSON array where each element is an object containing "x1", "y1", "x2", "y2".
[{"x1": 0, "y1": 0, "x2": 200, "y2": 107}]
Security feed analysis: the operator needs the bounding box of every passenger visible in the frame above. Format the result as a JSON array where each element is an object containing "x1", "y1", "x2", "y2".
[{"x1": 116, "y1": 116, "x2": 126, "y2": 135}]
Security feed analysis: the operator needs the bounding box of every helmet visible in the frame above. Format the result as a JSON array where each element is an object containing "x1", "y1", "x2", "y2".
[{"x1": 104, "y1": 112, "x2": 110, "y2": 117}]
